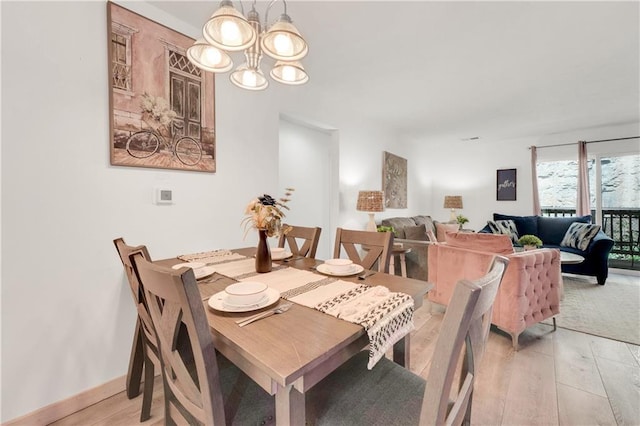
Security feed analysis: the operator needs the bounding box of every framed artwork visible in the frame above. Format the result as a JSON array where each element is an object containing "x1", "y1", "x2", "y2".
[
  {"x1": 382, "y1": 151, "x2": 407, "y2": 208},
  {"x1": 497, "y1": 168, "x2": 517, "y2": 201},
  {"x1": 107, "y1": 2, "x2": 216, "y2": 173}
]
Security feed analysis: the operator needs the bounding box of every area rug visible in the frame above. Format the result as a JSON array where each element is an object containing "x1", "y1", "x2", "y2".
[{"x1": 544, "y1": 274, "x2": 640, "y2": 345}]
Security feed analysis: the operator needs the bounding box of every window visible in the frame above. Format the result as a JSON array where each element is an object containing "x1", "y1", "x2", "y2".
[
  {"x1": 537, "y1": 159, "x2": 595, "y2": 211},
  {"x1": 110, "y1": 22, "x2": 137, "y2": 92},
  {"x1": 538, "y1": 151, "x2": 640, "y2": 269}
]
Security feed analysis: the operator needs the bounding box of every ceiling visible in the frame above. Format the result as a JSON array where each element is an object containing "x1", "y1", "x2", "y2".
[{"x1": 149, "y1": 1, "x2": 640, "y2": 142}]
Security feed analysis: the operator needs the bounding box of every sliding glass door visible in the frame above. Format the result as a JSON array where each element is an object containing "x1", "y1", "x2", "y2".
[{"x1": 538, "y1": 152, "x2": 639, "y2": 270}]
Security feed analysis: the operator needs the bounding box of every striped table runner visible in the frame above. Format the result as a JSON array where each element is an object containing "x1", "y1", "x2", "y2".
[{"x1": 180, "y1": 252, "x2": 414, "y2": 369}]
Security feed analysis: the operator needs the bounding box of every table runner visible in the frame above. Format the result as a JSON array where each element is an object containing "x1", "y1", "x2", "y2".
[{"x1": 181, "y1": 251, "x2": 414, "y2": 369}]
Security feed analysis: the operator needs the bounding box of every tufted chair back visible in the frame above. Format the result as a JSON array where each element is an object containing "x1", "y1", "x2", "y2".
[{"x1": 428, "y1": 243, "x2": 561, "y2": 349}]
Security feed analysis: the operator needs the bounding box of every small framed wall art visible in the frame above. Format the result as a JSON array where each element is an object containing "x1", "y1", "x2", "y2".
[
  {"x1": 496, "y1": 168, "x2": 517, "y2": 201},
  {"x1": 107, "y1": 2, "x2": 216, "y2": 173}
]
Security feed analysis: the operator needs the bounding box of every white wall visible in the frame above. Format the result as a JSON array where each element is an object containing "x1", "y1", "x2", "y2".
[
  {"x1": 0, "y1": 2, "x2": 414, "y2": 421},
  {"x1": 0, "y1": 1, "x2": 283, "y2": 421},
  {"x1": 407, "y1": 122, "x2": 639, "y2": 232},
  {"x1": 406, "y1": 136, "x2": 537, "y2": 231},
  {"x1": 2, "y1": 1, "x2": 637, "y2": 422},
  {"x1": 278, "y1": 118, "x2": 337, "y2": 260}
]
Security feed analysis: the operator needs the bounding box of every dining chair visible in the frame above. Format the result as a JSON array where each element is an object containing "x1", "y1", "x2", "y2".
[
  {"x1": 306, "y1": 256, "x2": 509, "y2": 425},
  {"x1": 278, "y1": 224, "x2": 322, "y2": 258},
  {"x1": 113, "y1": 238, "x2": 159, "y2": 421},
  {"x1": 128, "y1": 251, "x2": 275, "y2": 425},
  {"x1": 333, "y1": 227, "x2": 394, "y2": 272}
]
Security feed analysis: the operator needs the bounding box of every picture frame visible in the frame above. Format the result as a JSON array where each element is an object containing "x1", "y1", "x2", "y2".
[
  {"x1": 496, "y1": 168, "x2": 517, "y2": 201},
  {"x1": 107, "y1": 2, "x2": 216, "y2": 173},
  {"x1": 382, "y1": 151, "x2": 408, "y2": 208}
]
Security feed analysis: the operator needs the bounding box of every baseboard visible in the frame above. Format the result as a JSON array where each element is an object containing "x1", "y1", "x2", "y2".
[
  {"x1": 3, "y1": 375, "x2": 126, "y2": 426},
  {"x1": 610, "y1": 267, "x2": 640, "y2": 277}
]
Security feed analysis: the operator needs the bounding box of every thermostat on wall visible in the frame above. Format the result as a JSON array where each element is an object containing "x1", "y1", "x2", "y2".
[{"x1": 154, "y1": 188, "x2": 173, "y2": 205}]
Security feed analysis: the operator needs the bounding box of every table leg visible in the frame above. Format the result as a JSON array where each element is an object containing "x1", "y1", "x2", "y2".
[
  {"x1": 275, "y1": 383, "x2": 305, "y2": 426},
  {"x1": 126, "y1": 320, "x2": 144, "y2": 399},
  {"x1": 393, "y1": 334, "x2": 410, "y2": 368}
]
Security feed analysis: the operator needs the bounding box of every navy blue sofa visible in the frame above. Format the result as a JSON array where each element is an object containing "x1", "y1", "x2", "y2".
[{"x1": 480, "y1": 213, "x2": 615, "y2": 285}]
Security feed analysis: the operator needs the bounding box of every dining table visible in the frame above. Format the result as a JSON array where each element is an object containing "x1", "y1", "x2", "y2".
[{"x1": 157, "y1": 247, "x2": 432, "y2": 425}]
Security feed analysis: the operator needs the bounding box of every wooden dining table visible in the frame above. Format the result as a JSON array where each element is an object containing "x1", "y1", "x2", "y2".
[{"x1": 157, "y1": 247, "x2": 432, "y2": 425}]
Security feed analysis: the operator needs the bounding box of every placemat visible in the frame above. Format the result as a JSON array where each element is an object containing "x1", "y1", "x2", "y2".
[{"x1": 197, "y1": 254, "x2": 414, "y2": 369}]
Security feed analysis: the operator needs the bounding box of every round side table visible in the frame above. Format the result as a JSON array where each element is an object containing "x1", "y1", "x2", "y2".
[{"x1": 389, "y1": 244, "x2": 412, "y2": 277}]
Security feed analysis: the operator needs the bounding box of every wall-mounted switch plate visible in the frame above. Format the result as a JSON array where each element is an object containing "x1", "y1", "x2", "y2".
[{"x1": 154, "y1": 188, "x2": 173, "y2": 205}]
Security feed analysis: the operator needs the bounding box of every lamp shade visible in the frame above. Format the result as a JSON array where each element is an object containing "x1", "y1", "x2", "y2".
[
  {"x1": 443, "y1": 195, "x2": 463, "y2": 209},
  {"x1": 270, "y1": 61, "x2": 309, "y2": 85},
  {"x1": 187, "y1": 39, "x2": 233, "y2": 73},
  {"x1": 261, "y1": 14, "x2": 308, "y2": 61},
  {"x1": 357, "y1": 191, "x2": 385, "y2": 212},
  {"x1": 203, "y1": 1, "x2": 257, "y2": 52},
  {"x1": 230, "y1": 65, "x2": 268, "y2": 90}
]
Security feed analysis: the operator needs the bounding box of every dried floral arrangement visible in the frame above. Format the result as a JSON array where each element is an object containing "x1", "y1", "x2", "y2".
[
  {"x1": 242, "y1": 188, "x2": 295, "y2": 237},
  {"x1": 139, "y1": 92, "x2": 177, "y2": 134}
]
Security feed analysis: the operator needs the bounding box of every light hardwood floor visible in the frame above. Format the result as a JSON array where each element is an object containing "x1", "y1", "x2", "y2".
[{"x1": 50, "y1": 274, "x2": 640, "y2": 426}]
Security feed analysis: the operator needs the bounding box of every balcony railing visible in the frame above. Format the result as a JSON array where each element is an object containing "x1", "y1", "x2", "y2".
[{"x1": 541, "y1": 207, "x2": 640, "y2": 270}]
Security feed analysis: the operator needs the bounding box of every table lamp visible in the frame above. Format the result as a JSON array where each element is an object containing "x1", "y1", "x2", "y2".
[
  {"x1": 357, "y1": 190, "x2": 384, "y2": 232},
  {"x1": 444, "y1": 195, "x2": 463, "y2": 222}
]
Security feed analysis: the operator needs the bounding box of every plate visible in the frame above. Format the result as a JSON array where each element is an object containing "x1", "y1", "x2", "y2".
[
  {"x1": 193, "y1": 266, "x2": 216, "y2": 280},
  {"x1": 271, "y1": 251, "x2": 293, "y2": 260},
  {"x1": 172, "y1": 262, "x2": 215, "y2": 280},
  {"x1": 208, "y1": 287, "x2": 281, "y2": 312},
  {"x1": 172, "y1": 262, "x2": 205, "y2": 270},
  {"x1": 315, "y1": 263, "x2": 365, "y2": 277}
]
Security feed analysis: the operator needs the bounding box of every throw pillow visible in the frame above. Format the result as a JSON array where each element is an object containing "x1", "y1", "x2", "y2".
[
  {"x1": 435, "y1": 221, "x2": 460, "y2": 242},
  {"x1": 404, "y1": 224, "x2": 428, "y2": 241},
  {"x1": 493, "y1": 213, "x2": 539, "y2": 236},
  {"x1": 487, "y1": 219, "x2": 519, "y2": 244},
  {"x1": 560, "y1": 222, "x2": 601, "y2": 251},
  {"x1": 412, "y1": 215, "x2": 436, "y2": 237},
  {"x1": 537, "y1": 215, "x2": 592, "y2": 246}
]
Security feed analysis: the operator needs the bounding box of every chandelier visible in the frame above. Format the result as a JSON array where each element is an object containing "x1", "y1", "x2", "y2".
[{"x1": 187, "y1": 0, "x2": 309, "y2": 91}]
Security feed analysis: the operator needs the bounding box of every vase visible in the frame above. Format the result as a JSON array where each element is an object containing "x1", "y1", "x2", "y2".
[{"x1": 255, "y1": 229, "x2": 272, "y2": 273}]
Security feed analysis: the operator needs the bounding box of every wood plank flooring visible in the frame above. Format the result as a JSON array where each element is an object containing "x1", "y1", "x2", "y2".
[{"x1": 49, "y1": 274, "x2": 640, "y2": 426}]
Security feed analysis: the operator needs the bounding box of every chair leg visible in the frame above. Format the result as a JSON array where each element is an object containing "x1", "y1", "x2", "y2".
[
  {"x1": 552, "y1": 317, "x2": 557, "y2": 332},
  {"x1": 511, "y1": 333, "x2": 519, "y2": 351},
  {"x1": 126, "y1": 321, "x2": 145, "y2": 399},
  {"x1": 140, "y1": 352, "x2": 155, "y2": 422}
]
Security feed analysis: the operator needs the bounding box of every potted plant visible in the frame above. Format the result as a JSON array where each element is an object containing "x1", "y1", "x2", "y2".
[
  {"x1": 456, "y1": 215, "x2": 469, "y2": 230},
  {"x1": 518, "y1": 234, "x2": 543, "y2": 250},
  {"x1": 376, "y1": 225, "x2": 394, "y2": 233}
]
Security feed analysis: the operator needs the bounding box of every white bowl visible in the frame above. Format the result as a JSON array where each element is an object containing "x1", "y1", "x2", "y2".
[
  {"x1": 324, "y1": 258, "x2": 354, "y2": 274},
  {"x1": 225, "y1": 281, "x2": 268, "y2": 306},
  {"x1": 270, "y1": 247, "x2": 286, "y2": 256}
]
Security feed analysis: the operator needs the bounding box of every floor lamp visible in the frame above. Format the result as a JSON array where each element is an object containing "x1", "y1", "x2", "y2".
[{"x1": 357, "y1": 190, "x2": 384, "y2": 232}]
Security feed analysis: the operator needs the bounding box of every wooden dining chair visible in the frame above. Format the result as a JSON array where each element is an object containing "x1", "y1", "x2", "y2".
[
  {"x1": 278, "y1": 224, "x2": 322, "y2": 258},
  {"x1": 113, "y1": 238, "x2": 159, "y2": 421},
  {"x1": 128, "y1": 251, "x2": 275, "y2": 425},
  {"x1": 333, "y1": 227, "x2": 394, "y2": 272},
  {"x1": 306, "y1": 256, "x2": 509, "y2": 425}
]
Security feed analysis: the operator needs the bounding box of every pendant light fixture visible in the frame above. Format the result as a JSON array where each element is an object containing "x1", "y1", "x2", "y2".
[{"x1": 187, "y1": 0, "x2": 309, "y2": 91}]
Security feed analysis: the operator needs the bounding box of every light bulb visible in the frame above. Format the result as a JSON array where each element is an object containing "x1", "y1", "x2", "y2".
[
  {"x1": 221, "y1": 20, "x2": 241, "y2": 45},
  {"x1": 281, "y1": 65, "x2": 296, "y2": 82},
  {"x1": 273, "y1": 33, "x2": 293, "y2": 55},
  {"x1": 242, "y1": 70, "x2": 257, "y2": 87},
  {"x1": 202, "y1": 47, "x2": 222, "y2": 66}
]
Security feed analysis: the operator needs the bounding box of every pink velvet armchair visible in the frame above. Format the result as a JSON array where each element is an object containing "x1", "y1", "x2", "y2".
[{"x1": 427, "y1": 232, "x2": 561, "y2": 349}]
